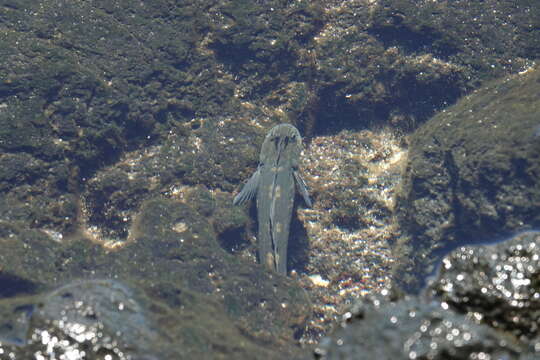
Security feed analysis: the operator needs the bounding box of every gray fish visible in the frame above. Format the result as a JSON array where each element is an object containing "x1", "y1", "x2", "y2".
[{"x1": 233, "y1": 124, "x2": 312, "y2": 274}]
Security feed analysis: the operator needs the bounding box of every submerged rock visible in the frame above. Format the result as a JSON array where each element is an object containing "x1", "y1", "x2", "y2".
[
  {"x1": 394, "y1": 66, "x2": 540, "y2": 292},
  {"x1": 426, "y1": 230, "x2": 540, "y2": 346},
  {"x1": 0, "y1": 196, "x2": 311, "y2": 359},
  {"x1": 315, "y1": 231, "x2": 540, "y2": 359},
  {"x1": 0, "y1": 279, "x2": 161, "y2": 359},
  {"x1": 314, "y1": 296, "x2": 524, "y2": 360}
]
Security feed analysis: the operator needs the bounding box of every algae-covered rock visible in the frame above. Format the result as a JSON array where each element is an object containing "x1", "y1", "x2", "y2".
[
  {"x1": 2, "y1": 0, "x2": 539, "y2": 241},
  {"x1": 394, "y1": 67, "x2": 540, "y2": 292},
  {"x1": 120, "y1": 197, "x2": 311, "y2": 347},
  {"x1": 0, "y1": 222, "x2": 113, "y2": 289},
  {"x1": 0, "y1": 195, "x2": 311, "y2": 358},
  {"x1": 2, "y1": 0, "x2": 540, "y2": 358},
  {"x1": 312, "y1": 0, "x2": 538, "y2": 132},
  {"x1": 83, "y1": 167, "x2": 151, "y2": 240}
]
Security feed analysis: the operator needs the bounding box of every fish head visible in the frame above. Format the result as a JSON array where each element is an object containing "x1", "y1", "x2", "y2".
[{"x1": 260, "y1": 124, "x2": 302, "y2": 166}]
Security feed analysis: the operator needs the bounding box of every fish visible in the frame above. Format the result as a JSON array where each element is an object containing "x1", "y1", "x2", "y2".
[{"x1": 233, "y1": 123, "x2": 312, "y2": 274}]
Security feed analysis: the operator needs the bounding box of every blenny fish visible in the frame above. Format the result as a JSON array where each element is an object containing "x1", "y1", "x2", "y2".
[{"x1": 233, "y1": 123, "x2": 312, "y2": 274}]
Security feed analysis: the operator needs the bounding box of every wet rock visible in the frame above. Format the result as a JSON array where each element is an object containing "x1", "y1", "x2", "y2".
[
  {"x1": 0, "y1": 279, "x2": 161, "y2": 359},
  {"x1": 209, "y1": 0, "x2": 323, "y2": 72},
  {"x1": 314, "y1": 295, "x2": 525, "y2": 360},
  {"x1": 0, "y1": 225, "x2": 68, "y2": 287},
  {"x1": 294, "y1": 130, "x2": 400, "y2": 343},
  {"x1": 394, "y1": 67, "x2": 540, "y2": 292},
  {"x1": 0, "y1": 194, "x2": 311, "y2": 358},
  {"x1": 0, "y1": 0, "x2": 231, "y2": 166},
  {"x1": 0, "y1": 0, "x2": 250, "y2": 238},
  {"x1": 0, "y1": 296, "x2": 34, "y2": 346},
  {"x1": 370, "y1": 0, "x2": 540, "y2": 69},
  {"x1": 0, "y1": 153, "x2": 47, "y2": 192},
  {"x1": 314, "y1": 230, "x2": 540, "y2": 359},
  {"x1": 119, "y1": 197, "x2": 311, "y2": 348},
  {"x1": 3, "y1": 0, "x2": 539, "y2": 358},
  {"x1": 35, "y1": 279, "x2": 159, "y2": 357},
  {"x1": 2, "y1": 0, "x2": 538, "y2": 251},
  {"x1": 156, "y1": 118, "x2": 265, "y2": 191},
  {"x1": 83, "y1": 167, "x2": 150, "y2": 241},
  {"x1": 426, "y1": 230, "x2": 540, "y2": 346}
]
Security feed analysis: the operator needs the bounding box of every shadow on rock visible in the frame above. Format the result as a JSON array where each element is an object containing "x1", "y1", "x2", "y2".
[{"x1": 393, "y1": 66, "x2": 540, "y2": 292}]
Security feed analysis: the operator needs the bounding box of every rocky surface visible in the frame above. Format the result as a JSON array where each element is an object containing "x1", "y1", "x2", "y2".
[
  {"x1": 315, "y1": 296, "x2": 526, "y2": 360},
  {"x1": 1, "y1": 0, "x2": 540, "y2": 358},
  {"x1": 1, "y1": 279, "x2": 161, "y2": 359},
  {"x1": 394, "y1": 66, "x2": 540, "y2": 292},
  {"x1": 315, "y1": 231, "x2": 540, "y2": 359},
  {"x1": 426, "y1": 231, "x2": 540, "y2": 347},
  {"x1": 308, "y1": 0, "x2": 538, "y2": 132},
  {"x1": 0, "y1": 196, "x2": 311, "y2": 359},
  {"x1": 296, "y1": 129, "x2": 402, "y2": 342}
]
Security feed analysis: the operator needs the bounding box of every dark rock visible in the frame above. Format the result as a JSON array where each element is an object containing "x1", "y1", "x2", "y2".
[
  {"x1": 312, "y1": 0, "x2": 539, "y2": 133},
  {"x1": 0, "y1": 225, "x2": 65, "y2": 287},
  {"x1": 119, "y1": 197, "x2": 311, "y2": 349},
  {"x1": 426, "y1": 230, "x2": 540, "y2": 346},
  {"x1": 314, "y1": 295, "x2": 524, "y2": 360},
  {"x1": 210, "y1": 191, "x2": 251, "y2": 254},
  {"x1": 35, "y1": 279, "x2": 159, "y2": 356},
  {"x1": 156, "y1": 118, "x2": 265, "y2": 191},
  {"x1": 370, "y1": 0, "x2": 540, "y2": 63},
  {"x1": 2, "y1": 0, "x2": 538, "y2": 241},
  {"x1": 0, "y1": 296, "x2": 35, "y2": 347},
  {"x1": 209, "y1": 0, "x2": 323, "y2": 72},
  {"x1": 83, "y1": 167, "x2": 150, "y2": 240},
  {"x1": 315, "y1": 230, "x2": 540, "y2": 359},
  {"x1": 394, "y1": 67, "x2": 540, "y2": 292},
  {"x1": 2, "y1": 0, "x2": 539, "y2": 358},
  {"x1": 0, "y1": 0, "x2": 252, "y2": 237}
]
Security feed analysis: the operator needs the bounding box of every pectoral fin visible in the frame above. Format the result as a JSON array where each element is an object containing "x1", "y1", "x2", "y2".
[
  {"x1": 293, "y1": 170, "x2": 312, "y2": 207},
  {"x1": 233, "y1": 167, "x2": 261, "y2": 205}
]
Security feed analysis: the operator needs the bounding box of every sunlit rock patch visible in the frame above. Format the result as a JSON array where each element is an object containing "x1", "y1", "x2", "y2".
[
  {"x1": 296, "y1": 128, "x2": 406, "y2": 343},
  {"x1": 393, "y1": 66, "x2": 540, "y2": 292},
  {"x1": 79, "y1": 146, "x2": 160, "y2": 249}
]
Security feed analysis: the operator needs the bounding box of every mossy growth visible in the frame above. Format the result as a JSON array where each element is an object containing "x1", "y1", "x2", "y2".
[
  {"x1": 212, "y1": 191, "x2": 251, "y2": 254},
  {"x1": 130, "y1": 197, "x2": 219, "y2": 262}
]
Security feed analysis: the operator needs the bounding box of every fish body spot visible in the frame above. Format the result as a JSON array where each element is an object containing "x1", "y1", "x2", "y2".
[
  {"x1": 266, "y1": 252, "x2": 275, "y2": 269},
  {"x1": 274, "y1": 185, "x2": 281, "y2": 199}
]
